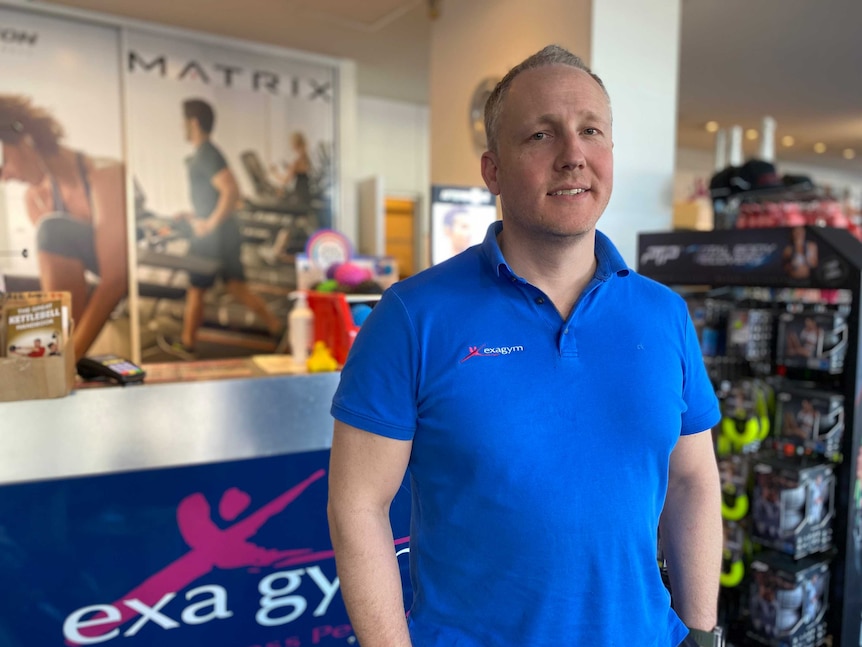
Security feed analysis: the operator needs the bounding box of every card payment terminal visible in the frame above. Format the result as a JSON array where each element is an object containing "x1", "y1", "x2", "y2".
[{"x1": 77, "y1": 354, "x2": 146, "y2": 385}]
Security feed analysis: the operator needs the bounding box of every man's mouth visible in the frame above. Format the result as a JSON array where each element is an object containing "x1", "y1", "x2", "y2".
[{"x1": 549, "y1": 188, "x2": 587, "y2": 196}]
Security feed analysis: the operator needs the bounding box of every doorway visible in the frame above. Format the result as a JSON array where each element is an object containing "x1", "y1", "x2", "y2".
[{"x1": 385, "y1": 197, "x2": 416, "y2": 278}]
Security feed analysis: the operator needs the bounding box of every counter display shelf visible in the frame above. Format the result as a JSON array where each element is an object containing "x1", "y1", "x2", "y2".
[{"x1": 638, "y1": 226, "x2": 862, "y2": 647}]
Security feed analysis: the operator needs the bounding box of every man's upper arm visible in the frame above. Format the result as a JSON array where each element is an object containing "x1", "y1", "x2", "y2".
[
  {"x1": 329, "y1": 420, "x2": 412, "y2": 514},
  {"x1": 669, "y1": 429, "x2": 719, "y2": 488}
]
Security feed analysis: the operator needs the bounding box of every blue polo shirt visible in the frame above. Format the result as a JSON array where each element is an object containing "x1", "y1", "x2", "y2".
[{"x1": 332, "y1": 221, "x2": 720, "y2": 647}]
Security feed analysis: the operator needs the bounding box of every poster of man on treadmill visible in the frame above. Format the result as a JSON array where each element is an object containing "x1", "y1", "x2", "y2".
[
  {"x1": 125, "y1": 29, "x2": 336, "y2": 361},
  {"x1": 0, "y1": 7, "x2": 129, "y2": 361}
]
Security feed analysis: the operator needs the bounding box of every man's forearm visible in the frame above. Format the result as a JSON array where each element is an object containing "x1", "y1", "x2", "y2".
[
  {"x1": 661, "y1": 472, "x2": 722, "y2": 630},
  {"x1": 328, "y1": 507, "x2": 411, "y2": 647}
]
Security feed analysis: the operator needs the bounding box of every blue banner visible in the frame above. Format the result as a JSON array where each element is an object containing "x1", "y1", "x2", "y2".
[{"x1": 0, "y1": 450, "x2": 411, "y2": 646}]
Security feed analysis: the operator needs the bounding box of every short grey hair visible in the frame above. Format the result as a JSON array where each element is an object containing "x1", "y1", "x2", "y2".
[{"x1": 483, "y1": 44, "x2": 610, "y2": 154}]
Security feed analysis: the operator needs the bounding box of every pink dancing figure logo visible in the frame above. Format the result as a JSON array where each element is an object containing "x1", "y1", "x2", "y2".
[
  {"x1": 70, "y1": 469, "x2": 330, "y2": 644},
  {"x1": 461, "y1": 345, "x2": 493, "y2": 362}
]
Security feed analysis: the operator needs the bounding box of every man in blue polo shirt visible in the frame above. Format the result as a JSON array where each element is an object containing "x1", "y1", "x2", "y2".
[{"x1": 328, "y1": 45, "x2": 723, "y2": 647}]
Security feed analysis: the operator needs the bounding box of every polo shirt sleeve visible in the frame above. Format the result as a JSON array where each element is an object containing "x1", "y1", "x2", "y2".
[
  {"x1": 200, "y1": 143, "x2": 228, "y2": 180},
  {"x1": 680, "y1": 310, "x2": 721, "y2": 435},
  {"x1": 331, "y1": 288, "x2": 418, "y2": 441}
]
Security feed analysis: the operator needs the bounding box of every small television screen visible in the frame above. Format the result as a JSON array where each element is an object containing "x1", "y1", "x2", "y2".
[{"x1": 431, "y1": 185, "x2": 497, "y2": 264}]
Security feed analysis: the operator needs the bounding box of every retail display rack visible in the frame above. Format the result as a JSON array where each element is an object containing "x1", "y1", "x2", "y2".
[{"x1": 638, "y1": 226, "x2": 862, "y2": 647}]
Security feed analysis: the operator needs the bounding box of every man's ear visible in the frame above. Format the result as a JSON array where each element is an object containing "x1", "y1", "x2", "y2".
[{"x1": 480, "y1": 151, "x2": 501, "y2": 196}]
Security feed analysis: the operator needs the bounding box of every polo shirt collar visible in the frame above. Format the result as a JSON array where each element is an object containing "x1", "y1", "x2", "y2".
[{"x1": 480, "y1": 221, "x2": 630, "y2": 281}]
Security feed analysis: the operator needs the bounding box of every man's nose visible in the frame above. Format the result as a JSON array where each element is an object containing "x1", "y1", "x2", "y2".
[{"x1": 556, "y1": 134, "x2": 586, "y2": 170}]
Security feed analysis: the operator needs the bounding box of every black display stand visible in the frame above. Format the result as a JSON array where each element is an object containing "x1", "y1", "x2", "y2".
[{"x1": 638, "y1": 226, "x2": 862, "y2": 646}]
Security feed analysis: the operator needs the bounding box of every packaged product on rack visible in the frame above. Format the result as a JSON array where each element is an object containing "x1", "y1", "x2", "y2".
[
  {"x1": 726, "y1": 306, "x2": 774, "y2": 364},
  {"x1": 719, "y1": 378, "x2": 774, "y2": 454},
  {"x1": 776, "y1": 310, "x2": 848, "y2": 375},
  {"x1": 747, "y1": 550, "x2": 832, "y2": 647},
  {"x1": 774, "y1": 386, "x2": 844, "y2": 461},
  {"x1": 751, "y1": 458, "x2": 835, "y2": 559}
]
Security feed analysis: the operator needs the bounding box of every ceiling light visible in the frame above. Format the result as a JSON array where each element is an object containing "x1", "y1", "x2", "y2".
[
  {"x1": 705, "y1": 121, "x2": 719, "y2": 133},
  {"x1": 745, "y1": 128, "x2": 758, "y2": 140},
  {"x1": 844, "y1": 149, "x2": 856, "y2": 160},
  {"x1": 781, "y1": 135, "x2": 795, "y2": 147},
  {"x1": 814, "y1": 142, "x2": 827, "y2": 154}
]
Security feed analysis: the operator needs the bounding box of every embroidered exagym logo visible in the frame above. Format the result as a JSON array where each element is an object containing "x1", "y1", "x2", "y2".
[{"x1": 460, "y1": 344, "x2": 525, "y2": 362}]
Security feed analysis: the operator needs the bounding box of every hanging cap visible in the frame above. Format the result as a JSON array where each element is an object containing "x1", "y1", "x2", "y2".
[{"x1": 738, "y1": 159, "x2": 782, "y2": 190}]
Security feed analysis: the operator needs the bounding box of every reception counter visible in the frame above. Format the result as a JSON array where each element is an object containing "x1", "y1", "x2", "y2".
[
  {"x1": 0, "y1": 371, "x2": 410, "y2": 647},
  {"x1": 1, "y1": 371, "x2": 340, "y2": 485}
]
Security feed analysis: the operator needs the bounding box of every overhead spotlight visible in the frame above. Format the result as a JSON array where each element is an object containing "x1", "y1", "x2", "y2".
[
  {"x1": 844, "y1": 149, "x2": 856, "y2": 160},
  {"x1": 781, "y1": 135, "x2": 795, "y2": 147},
  {"x1": 705, "y1": 121, "x2": 719, "y2": 133},
  {"x1": 745, "y1": 128, "x2": 758, "y2": 141},
  {"x1": 814, "y1": 142, "x2": 827, "y2": 154}
]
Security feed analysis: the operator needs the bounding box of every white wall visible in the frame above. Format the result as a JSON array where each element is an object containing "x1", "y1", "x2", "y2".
[
  {"x1": 357, "y1": 97, "x2": 430, "y2": 198},
  {"x1": 591, "y1": 0, "x2": 681, "y2": 263},
  {"x1": 428, "y1": 0, "x2": 593, "y2": 188},
  {"x1": 356, "y1": 95, "x2": 430, "y2": 267}
]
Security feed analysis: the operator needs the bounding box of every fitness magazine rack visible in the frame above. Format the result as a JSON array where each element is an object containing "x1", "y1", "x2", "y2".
[{"x1": 638, "y1": 226, "x2": 862, "y2": 647}]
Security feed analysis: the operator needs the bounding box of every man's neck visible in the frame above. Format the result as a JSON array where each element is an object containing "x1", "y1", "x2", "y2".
[
  {"x1": 191, "y1": 133, "x2": 209, "y2": 148},
  {"x1": 498, "y1": 225, "x2": 597, "y2": 319}
]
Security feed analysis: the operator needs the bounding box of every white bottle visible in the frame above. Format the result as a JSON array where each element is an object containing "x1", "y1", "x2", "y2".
[{"x1": 288, "y1": 291, "x2": 314, "y2": 369}]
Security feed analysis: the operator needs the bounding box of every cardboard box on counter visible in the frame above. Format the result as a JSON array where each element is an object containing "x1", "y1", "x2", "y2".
[
  {"x1": 0, "y1": 349, "x2": 76, "y2": 402},
  {"x1": 0, "y1": 291, "x2": 76, "y2": 403}
]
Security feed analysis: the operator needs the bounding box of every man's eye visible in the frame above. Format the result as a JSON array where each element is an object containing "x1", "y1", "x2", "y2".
[
  {"x1": 531, "y1": 132, "x2": 546, "y2": 140},
  {"x1": 584, "y1": 127, "x2": 599, "y2": 136}
]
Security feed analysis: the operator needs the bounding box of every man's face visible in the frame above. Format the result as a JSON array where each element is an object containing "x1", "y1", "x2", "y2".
[
  {"x1": 481, "y1": 64, "x2": 613, "y2": 240},
  {"x1": 448, "y1": 212, "x2": 473, "y2": 252},
  {"x1": 183, "y1": 117, "x2": 195, "y2": 142}
]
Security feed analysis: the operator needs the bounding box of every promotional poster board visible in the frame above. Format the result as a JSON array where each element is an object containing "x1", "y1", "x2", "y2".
[
  {"x1": 0, "y1": 6, "x2": 129, "y2": 359},
  {"x1": 0, "y1": 450, "x2": 411, "y2": 647},
  {"x1": 430, "y1": 185, "x2": 497, "y2": 264},
  {"x1": 638, "y1": 226, "x2": 853, "y2": 289},
  {"x1": 125, "y1": 29, "x2": 338, "y2": 360}
]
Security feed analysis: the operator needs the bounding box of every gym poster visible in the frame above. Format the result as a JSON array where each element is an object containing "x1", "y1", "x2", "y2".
[
  {"x1": 0, "y1": 5, "x2": 338, "y2": 362},
  {"x1": 0, "y1": 8, "x2": 128, "y2": 360},
  {"x1": 126, "y1": 28, "x2": 337, "y2": 361}
]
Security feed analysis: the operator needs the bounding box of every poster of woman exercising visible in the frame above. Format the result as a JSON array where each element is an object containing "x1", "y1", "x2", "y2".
[{"x1": 0, "y1": 7, "x2": 130, "y2": 360}]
